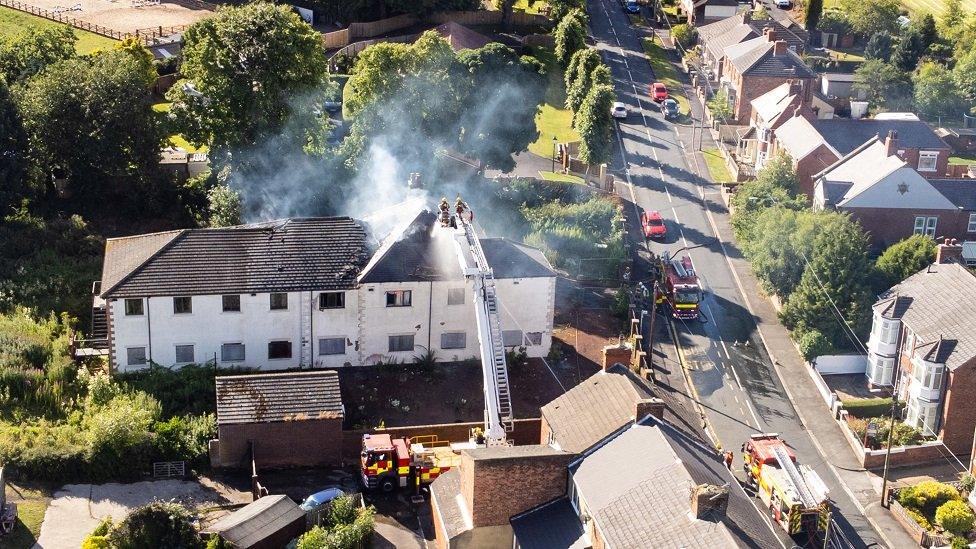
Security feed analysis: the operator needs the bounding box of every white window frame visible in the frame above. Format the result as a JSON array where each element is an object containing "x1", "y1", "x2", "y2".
[
  {"x1": 917, "y1": 151, "x2": 939, "y2": 172},
  {"x1": 925, "y1": 216, "x2": 938, "y2": 237},
  {"x1": 968, "y1": 213, "x2": 976, "y2": 233},
  {"x1": 126, "y1": 346, "x2": 147, "y2": 366},
  {"x1": 880, "y1": 320, "x2": 897, "y2": 345},
  {"x1": 440, "y1": 332, "x2": 466, "y2": 350},
  {"x1": 124, "y1": 298, "x2": 143, "y2": 316},
  {"x1": 447, "y1": 288, "x2": 465, "y2": 306},
  {"x1": 914, "y1": 216, "x2": 927, "y2": 235},
  {"x1": 386, "y1": 290, "x2": 412, "y2": 307},
  {"x1": 221, "y1": 342, "x2": 245, "y2": 362},
  {"x1": 869, "y1": 355, "x2": 894, "y2": 386},
  {"x1": 174, "y1": 344, "x2": 194, "y2": 364},
  {"x1": 388, "y1": 334, "x2": 415, "y2": 353},
  {"x1": 318, "y1": 337, "x2": 345, "y2": 356}
]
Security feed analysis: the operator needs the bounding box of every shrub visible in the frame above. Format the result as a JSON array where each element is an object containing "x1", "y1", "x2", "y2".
[
  {"x1": 116, "y1": 363, "x2": 255, "y2": 417},
  {"x1": 899, "y1": 481, "x2": 961, "y2": 518},
  {"x1": 81, "y1": 518, "x2": 113, "y2": 549},
  {"x1": 842, "y1": 398, "x2": 893, "y2": 419},
  {"x1": 952, "y1": 535, "x2": 971, "y2": 549},
  {"x1": 152, "y1": 413, "x2": 216, "y2": 463},
  {"x1": 937, "y1": 500, "x2": 976, "y2": 536},
  {"x1": 905, "y1": 507, "x2": 933, "y2": 531},
  {"x1": 959, "y1": 473, "x2": 975, "y2": 494},
  {"x1": 296, "y1": 500, "x2": 376, "y2": 549},
  {"x1": 797, "y1": 329, "x2": 832, "y2": 362},
  {"x1": 106, "y1": 501, "x2": 202, "y2": 549},
  {"x1": 671, "y1": 24, "x2": 698, "y2": 50}
]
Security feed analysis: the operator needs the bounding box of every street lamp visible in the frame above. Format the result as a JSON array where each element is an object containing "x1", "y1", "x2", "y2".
[{"x1": 551, "y1": 135, "x2": 558, "y2": 173}]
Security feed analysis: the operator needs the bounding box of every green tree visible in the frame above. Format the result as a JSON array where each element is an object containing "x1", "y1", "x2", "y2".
[
  {"x1": 780, "y1": 212, "x2": 874, "y2": 348},
  {"x1": 740, "y1": 208, "x2": 809, "y2": 297},
  {"x1": 0, "y1": 79, "x2": 28, "y2": 213},
  {"x1": 590, "y1": 64, "x2": 612, "y2": 88},
  {"x1": 953, "y1": 48, "x2": 976, "y2": 113},
  {"x1": 207, "y1": 184, "x2": 243, "y2": 227},
  {"x1": 913, "y1": 13, "x2": 938, "y2": 49},
  {"x1": 817, "y1": 10, "x2": 853, "y2": 35},
  {"x1": 852, "y1": 59, "x2": 911, "y2": 110},
  {"x1": 671, "y1": 24, "x2": 698, "y2": 49},
  {"x1": 938, "y1": 0, "x2": 965, "y2": 41},
  {"x1": 805, "y1": 0, "x2": 824, "y2": 32},
  {"x1": 106, "y1": 501, "x2": 202, "y2": 549},
  {"x1": 14, "y1": 49, "x2": 165, "y2": 222},
  {"x1": 707, "y1": 89, "x2": 733, "y2": 122},
  {"x1": 892, "y1": 29, "x2": 925, "y2": 71},
  {"x1": 798, "y1": 329, "x2": 833, "y2": 361},
  {"x1": 0, "y1": 26, "x2": 76, "y2": 83},
  {"x1": 865, "y1": 31, "x2": 894, "y2": 62},
  {"x1": 167, "y1": 2, "x2": 330, "y2": 153},
  {"x1": 874, "y1": 234, "x2": 937, "y2": 290},
  {"x1": 565, "y1": 48, "x2": 601, "y2": 113},
  {"x1": 730, "y1": 153, "x2": 806, "y2": 241},
  {"x1": 913, "y1": 62, "x2": 965, "y2": 119},
  {"x1": 839, "y1": 0, "x2": 900, "y2": 37},
  {"x1": 574, "y1": 84, "x2": 615, "y2": 166},
  {"x1": 554, "y1": 11, "x2": 587, "y2": 67}
]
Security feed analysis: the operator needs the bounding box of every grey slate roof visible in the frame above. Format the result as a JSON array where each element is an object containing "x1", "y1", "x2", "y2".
[
  {"x1": 876, "y1": 262, "x2": 976, "y2": 370},
  {"x1": 821, "y1": 181, "x2": 852, "y2": 206},
  {"x1": 510, "y1": 498, "x2": 586, "y2": 549},
  {"x1": 809, "y1": 119, "x2": 949, "y2": 155},
  {"x1": 699, "y1": 15, "x2": 807, "y2": 60},
  {"x1": 215, "y1": 370, "x2": 343, "y2": 425},
  {"x1": 930, "y1": 179, "x2": 976, "y2": 210},
  {"x1": 540, "y1": 364, "x2": 652, "y2": 454},
  {"x1": 101, "y1": 218, "x2": 369, "y2": 298},
  {"x1": 727, "y1": 38, "x2": 816, "y2": 78},
  {"x1": 358, "y1": 209, "x2": 555, "y2": 283},
  {"x1": 203, "y1": 495, "x2": 304, "y2": 548}
]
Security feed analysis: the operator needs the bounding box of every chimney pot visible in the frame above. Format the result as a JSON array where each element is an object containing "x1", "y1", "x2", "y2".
[
  {"x1": 936, "y1": 241, "x2": 964, "y2": 264},
  {"x1": 884, "y1": 130, "x2": 899, "y2": 157}
]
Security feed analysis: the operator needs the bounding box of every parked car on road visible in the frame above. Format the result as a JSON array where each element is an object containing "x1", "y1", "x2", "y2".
[
  {"x1": 774, "y1": 0, "x2": 791, "y2": 7},
  {"x1": 641, "y1": 210, "x2": 667, "y2": 239},
  {"x1": 299, "y1": 486, "x2": 345, "y2": 512},
  {"x1": 650, "y1": 82, "x2": 668, "y2": 102},
  {"x1": 611, "y1": 102, "x2": 628, "y2": 119},
  {"x1": 624, "y1": 1, "x2": 641, "y2": 13},
  {"x1": 662, "y1": 98, "x2": 679, "y2": 119}
]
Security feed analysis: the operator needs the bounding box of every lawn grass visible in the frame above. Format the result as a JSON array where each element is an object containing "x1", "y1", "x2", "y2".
[
  {"x1": 900, "y1": 0, "x2": 976, "y2": 14},
  {"x1": 828, "y1": 47, "x2": 866, "y2": 62},
  {"x1": 641, "y1": 37, "x2": 691, "y2": 116},
  {"x1": 0, "y1": 6, "x2": 119, "y2": 54},
  {"x1": 152, "y1": 102, "x2": 209, "y2": 153},
  {"x1": 949, "y1": 153, "x2": 976, "y2": 165},
  {"x1": 2, "y1": 483, "x2": 52, "y2": 549},
  {"x1": 539, "y1": 170, "x2": 585, "y2": 183},
  {"x1": 702, "y1": 147, "x2": 733, "y2": 183},
  {"x1": 513, "y1": 0, "x2": 544, "y2": 14},
  {"x1": 528, "y1": 47, "x2": 580, "y2": 157}
]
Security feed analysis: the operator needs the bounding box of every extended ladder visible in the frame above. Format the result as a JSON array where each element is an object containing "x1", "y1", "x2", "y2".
[{"x1": 773, "y1": 445, "x2": 818, "y2": 508}]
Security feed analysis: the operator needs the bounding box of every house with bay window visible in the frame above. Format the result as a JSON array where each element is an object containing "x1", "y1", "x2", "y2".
[
  {"x1": 83, "y1": 211, "x2": 556, "y2": 372},
  {"x1": 865, "y1": 241, "x2": 976, "y2": 454}
]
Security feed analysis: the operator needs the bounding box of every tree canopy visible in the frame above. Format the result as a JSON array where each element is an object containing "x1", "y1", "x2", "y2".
[
  {"x1": 0, "y1": 26, "x2": 76, "y2": 83},
  {"x1": 865, "y1": 31, "x2": 893, "y2": 62},
  {"x1": 0, "y1": 79, "x2": 27, "y2": 213},
  {"x1": 874, "y1": 234, "x2": 937, "y2": 290},
  {"x1": 574, "y1": 84, "x2": 615, "y2": 166},
  {"x1": 554, "y1": 10, "x2": 587, "y2": 67},
  {"x1": 853, "y1": 59, "x2": 912, "y2": 110},
  {"x1": 914, "y1": 61, "x2": 965, "y2": 118},
  {"x1": 839, "y1": 0, "x2": 900, "y2": 37}
]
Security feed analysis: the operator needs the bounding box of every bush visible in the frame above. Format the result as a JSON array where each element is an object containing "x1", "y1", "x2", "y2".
[
  {"x1": 842, "y1": 398, "x2": 893, "y2": 419},
  {"x1": 937, "y1": 500, "x2": 976, "y2": 536},
  {"x1": 671, "y1": 24, "x2": 697, "y2": 50},
  {"x1": 797, "y1": 329, "x2": 832, "y2": 362},
  {"x1": 296, "y1": 499, "x2": 376, "y2": 549},
  {"x1": 952, "y1": 536, "x2": 971, "y2": 549},
  {"x1": 899, "y1": 481, "x2": 962, "y2": 518},
  {"x1": 152, "y1": 413, "x2": 216, "y2": 463},
  {"x1": 106, "y1": 501, "x2": 202, "y2": 549},
  {"x1": 116, "y1": 363, "x2": 254, "y2": 417},
  {"x1": 81, "y1": 518, "x2": 113, "y2": 549},
  {"x1": 906, "y1": 507, "x2": 934, "y2": 531},
  {"x1": 847, "y1": 416, "x2": 922, "y2": 448}
]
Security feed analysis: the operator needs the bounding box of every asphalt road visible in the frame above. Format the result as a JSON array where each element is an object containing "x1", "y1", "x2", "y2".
[{"x1": 586, "y1": 1, "x2": 881, "y2": 547}]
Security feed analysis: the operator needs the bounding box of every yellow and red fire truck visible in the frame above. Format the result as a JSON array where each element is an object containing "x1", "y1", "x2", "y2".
[
  {"x1": 361, "y1": 433, "x2": 478, "y2": 492},
  {"x1": 741, "y1": 434, "x2": 831, "y2": 536}
]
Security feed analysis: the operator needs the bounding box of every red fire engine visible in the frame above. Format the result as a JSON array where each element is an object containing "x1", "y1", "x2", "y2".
[
  {"x1": 660, "y1": 254, "x2": 702, "y2": 320},
  {"x1": 361, "y1": 433, "x2": 479, "y2": 492}
]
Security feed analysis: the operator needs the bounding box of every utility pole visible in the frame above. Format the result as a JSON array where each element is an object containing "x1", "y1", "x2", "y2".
[{"x1": 880, "y1": 388, "x2": 899, "y2": 508}]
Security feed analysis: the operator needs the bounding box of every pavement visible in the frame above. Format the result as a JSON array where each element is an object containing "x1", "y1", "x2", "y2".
[{"x1": 581, "y1": 0, "x2": 917, "y2": 546}]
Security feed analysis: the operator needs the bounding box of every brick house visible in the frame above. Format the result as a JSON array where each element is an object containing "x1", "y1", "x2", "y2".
[
  {"x1": 697, "y1": 13, "x2": 808, "y2": 82},
  {"x1": 680, "y1": 0, "x2": 739, "y2": 25},
  {"x1": 864, "y1": 242, "x2": 976, "y2": 455},
  {"x1": 214, "y1": 370, "x2": 344, "y2": 468},
  {"x1": 812, "y1": 132, "x2": 976, "y2": 249},
  {"x1": 774, "y1": 115, "x2": 952, "y2": 197},
  {"x1": 716, "y1": 28, "x2": 817, "y2": 125},
  {"x1": 737, "y1": 82, "x2": 834, "y2": 170}
]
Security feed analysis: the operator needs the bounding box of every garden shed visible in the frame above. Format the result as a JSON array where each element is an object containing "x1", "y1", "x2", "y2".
[{"x1": 203, "y1": 494, "x2": 306, "y2": 549}]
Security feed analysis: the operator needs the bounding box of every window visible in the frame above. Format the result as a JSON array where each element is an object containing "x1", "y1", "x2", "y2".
[
  {"x1": 270, "y1": 293, "x2": 288, "y2": 310},
  {"x1": 319, "y1": 292, "x2": 345, "y2": 309},
  {"x1": 526, "y1": 332, "x2": 543, "y2": 346},
  {"x1": 268, "y1": 340, "x2": 292, "y2": 359},
  {"x1": 918, "y1": 151, "x2": 939, "y2": 172},
  {"x1": 173, "y1": 296, "x2": 192, "y2": 314},
  {"x1": 319, "y1": 337, "x2": 345, "y2": 356},
  {"x1": 968, "y1": 213, "x2": 976, "y2": 233},
  {"x1": 386, "y1": 290, "x2": 412, "y2": 307},
  {"x1": 126, "y1": 347, "x2": 147, "y2": 366},
  {"x1": 880, "y1": 320, "x2": 898, "y2": 345},
  {"x1": 913, "y1": 216, "x2": 938, "y2": 237},
  {"x1": 222, "y1": 295, "x2": 241, "y2": 312},
  {"x1": 221, "y1": 343, "x2": 245, "y2": 362},
  {"x1": 175, "y1": 344, "x2": 194, "y2": 364},
  {"x1": 124, "y1": 298, "x2": 143, "y2": 316},
  {"x1": 868, "y1": 355, "x2": 894, "y2": 386},
  {"x1": 388, "y1": 334, "x2": 415, "y2": 352},
  {"x1": 441, "y1": 332, "x2": 466, "y2": 349},
  {"x1": 907, "y1": 399, "x2": 939, "y2": 435},
  {"x1": 503, "y1": 330, "x2": 525, "y2": 347},
  {"x1": 447, "y1": 288, "x2": 465, "y2": 306}
]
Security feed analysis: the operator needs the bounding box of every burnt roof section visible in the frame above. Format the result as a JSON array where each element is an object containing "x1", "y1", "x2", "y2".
[
  {"x1": 215, "y1": 370, "x2": 343, "y2": 425},
  {"x1": 540, "y1": 364, "x2": 653, "y2": 453},
  {"x1": 101, "y1": 218, "x2": 369, "y2": 298},
  {"x1": 203, "y1": 495, "x2": 305, "y2": 548},
  {"x1": 510, "y1": 498, "x2": 586, "y2": 549},
  {"x1": 359, "y1": 210, "x2": 555, "y2": 283},
  {"x1": 809, "y1": 119, "x2": 949, "y2": 155}
]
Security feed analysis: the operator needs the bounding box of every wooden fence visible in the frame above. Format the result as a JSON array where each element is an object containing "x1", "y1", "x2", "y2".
[{"x1": 0, "y1": 0, "x2": 194, "y2": 45}]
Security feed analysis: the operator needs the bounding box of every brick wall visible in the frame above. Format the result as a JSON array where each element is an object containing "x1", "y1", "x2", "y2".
[
  {"x1": 218, "y1": 418, "x2": 343, "y2": 468},
  {"x1": 940, "y1": 360, "x2": 976, "y2": 455},
  {"x1": 730, "y1": 71, "x2": 815, "y2": 125},
  {"x1": 461, "y1": 450, "x2": 574, "y2": 527},
  {"x1": 838, "y1": 206, "x2": 973, "y2": 249},
  {"x1": 796, "y1": 145, "x2": 840, "y2": 197},
  {"x1": 539, "y1": 416, "x2": 553, "y2": 445},
  {"x1": 431, "y1": 494, "x2": 449, "y2": 549}
]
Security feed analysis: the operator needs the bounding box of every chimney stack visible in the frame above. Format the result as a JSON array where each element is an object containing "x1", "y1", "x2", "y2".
[
  {"x1": 884, "y1": 130, "x2": 899, "y2": 157},
  {"x1": 936, "y1": 238, "x2": 963, "y2": 265},
  {"x1": 763, "y1": 27, "x2": 777, "y2": 42},
  {"x1": 634, "y1": 398, "x2": 665, "y2": 423},
  {"x1": 602, "y1": 342, "x2": 633, "y2": 371},
  {"x1": 793, "y1": 105, "x2": 803, "y2": 118},
  {"x1": 690, "y1": 484, "x2": 730, "y2": 520},
  {"x1": 773, "y1": 39, "x2": 788, "y2": 56},
  {"x1": 741, "y1": 11, "x2": 751, "y2": 23}
]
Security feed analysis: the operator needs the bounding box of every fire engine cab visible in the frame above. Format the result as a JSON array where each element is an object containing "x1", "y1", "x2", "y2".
[
  {"x1": 661, "y1": 253, "x2": 702, "y2": 320},
  {"x1": 361, "y1": 433, "x2": 478, "y2": 492},
  {"x1": 741, "y1": 434, "x2": 831, "y2": 536}
]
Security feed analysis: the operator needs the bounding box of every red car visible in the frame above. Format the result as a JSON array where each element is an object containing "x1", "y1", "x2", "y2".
[
  {"x1": 641, "y1": 210, "x2": 667, "y2": 239},
  {"x1": 651, "y1": 82, "x2": 668, "y2": 103}
]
